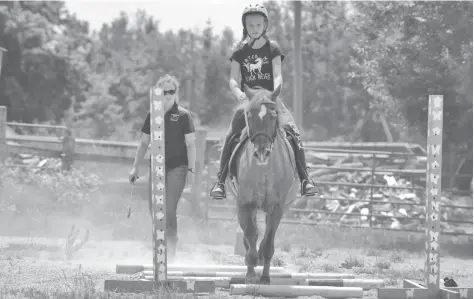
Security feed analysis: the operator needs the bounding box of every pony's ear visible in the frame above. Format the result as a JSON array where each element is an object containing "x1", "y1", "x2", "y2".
[
  {"x1": 271, "y1": 84, "x2": 282, "y2": 102},
  {"x1": 244, "y1": 84, "x2": 256, "y2": 99}
]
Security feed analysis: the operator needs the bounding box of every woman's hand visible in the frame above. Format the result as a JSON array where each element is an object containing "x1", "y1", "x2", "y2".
[
  {"x1": 186, "y1": 169, "x2": 195, "y2": 187},
  {"x1": 129, "y1": 167, "x2": 139, "y2": 184}
]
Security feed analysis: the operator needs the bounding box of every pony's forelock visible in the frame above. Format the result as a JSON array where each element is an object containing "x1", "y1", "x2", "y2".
[{"x1": 236, "y1": 86, "x2": 284, "y2": 130}]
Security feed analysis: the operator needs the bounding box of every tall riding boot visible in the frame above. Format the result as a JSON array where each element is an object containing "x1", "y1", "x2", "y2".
[
  {"x1": 295, "y1": 146, "x2": 319, "y2": 196},
  {"x1": 285, "y1": 124, "x2": 319, "y2": 197},
  {"x1": 209, "y1": 134, "x2": 235, "y2": 199}
]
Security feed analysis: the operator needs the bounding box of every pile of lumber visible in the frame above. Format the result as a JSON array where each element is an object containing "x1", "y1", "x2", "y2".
[{"x1": 290, "y1": 152, "x2": 472, "y2": 234}]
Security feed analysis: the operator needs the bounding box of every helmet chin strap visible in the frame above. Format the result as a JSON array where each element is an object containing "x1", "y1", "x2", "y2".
[
  {"x1": 248, "y1": 33, "x2": 264, "y2": 48},
  {"x1": 247, "y1": 22, "x2": 268, "y2": 48}
]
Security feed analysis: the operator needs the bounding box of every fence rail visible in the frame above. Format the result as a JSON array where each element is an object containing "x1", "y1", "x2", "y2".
[
  {"x1": 204, "y1": 216, "x2": 471, "y2": 237},
  {"x1": 202, "y1": 143, "x2": 472, "y2": 236},
  {"x1": 0, "y1": 107, "x2": 472, "y2": 237},
  {"x1": 209, "y1": 203, "x2": 472, "y2": 223}
]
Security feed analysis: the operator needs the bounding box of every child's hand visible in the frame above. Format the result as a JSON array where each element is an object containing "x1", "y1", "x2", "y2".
[{"x1": 238, "y1": 93, "x2": 248, "y2": 102}]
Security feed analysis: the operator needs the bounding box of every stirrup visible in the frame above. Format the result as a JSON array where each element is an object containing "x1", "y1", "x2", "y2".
[
  {"x1": 210, "y1": 182, "x2": 226, "y2": 199},
  {"x1": 301, "y1": 179, "x2": 318, "y2": 196}
]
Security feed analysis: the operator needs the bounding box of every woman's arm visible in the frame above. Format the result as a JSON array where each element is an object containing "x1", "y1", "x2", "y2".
[
  {"x1": 185, "y1": 132, "x2": 196, "y2": 170},
  {"x1": 181, "y1": 112, "x2": 196, "y2": 171},
  {"x1": 132, "y1": 133, "x2": 150, "y2": 169}
]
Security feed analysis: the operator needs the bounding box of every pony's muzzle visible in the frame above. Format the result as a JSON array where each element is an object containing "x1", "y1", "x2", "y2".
[{"x1": 254, "y1": 147, "x2": 271, "y2": 166}]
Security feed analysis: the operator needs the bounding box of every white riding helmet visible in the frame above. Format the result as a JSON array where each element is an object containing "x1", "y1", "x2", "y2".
[
  {"x1": 241, "y1": 3, "x2": 269, "y2": 45},
  {"x1": 241, "y1": 3, "x2": 269, "y2": 26}
]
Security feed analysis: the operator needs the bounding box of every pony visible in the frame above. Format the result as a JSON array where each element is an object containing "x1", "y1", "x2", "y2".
[{"x1": 226, "y1": 84, "x2": 298, "y2": 284}]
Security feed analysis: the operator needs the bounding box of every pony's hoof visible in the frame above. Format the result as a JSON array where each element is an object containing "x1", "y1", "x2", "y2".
[
  {"x1": 259, "y1": 275, "x2": 270, "y2": 285},
  {"x1": 245, "y1": 267, "x2": 258, "y2": 284}
]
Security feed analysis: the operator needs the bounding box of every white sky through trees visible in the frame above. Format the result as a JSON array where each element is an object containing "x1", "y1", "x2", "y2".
[{"x1": 65, "y1": 0, "x2": 259, "y2": 35}]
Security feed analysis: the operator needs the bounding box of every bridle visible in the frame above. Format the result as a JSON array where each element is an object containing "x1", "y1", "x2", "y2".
[{"x1": 244, "y1": 99, "x2": 278, "y2": 148}]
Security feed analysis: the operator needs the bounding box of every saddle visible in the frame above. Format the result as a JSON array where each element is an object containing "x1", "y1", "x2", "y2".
[{"x1": 227, "y1": 126, "x2": 298, "y2": 180}]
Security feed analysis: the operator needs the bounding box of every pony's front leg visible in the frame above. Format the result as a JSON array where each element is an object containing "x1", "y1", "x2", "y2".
[
  {"x1": 237, "y1": 203, "x2": 259, "y2": 284},
  {"x1": 259, "y1": 204, "x2": 283, "y2": 285}
]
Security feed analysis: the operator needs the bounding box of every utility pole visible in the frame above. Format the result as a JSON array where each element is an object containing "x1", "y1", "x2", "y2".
[
  {"x1": 0, "y1": 47, "x2": 7, "y2": 164},
  {"x1": 293, "y1": 1, "x2": 303, "y2": 131},
  {"x1": 0, "y1": 47, "x2": 6, "y2": 78}
]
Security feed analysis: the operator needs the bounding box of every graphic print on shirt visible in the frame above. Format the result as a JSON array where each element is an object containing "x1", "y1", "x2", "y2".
[
  {"x1": 170, "y1": 113, "x2": 179, "y2": 122},
  {"x1": 242, "y1": 54, "x2": 270, "y2": 82}
]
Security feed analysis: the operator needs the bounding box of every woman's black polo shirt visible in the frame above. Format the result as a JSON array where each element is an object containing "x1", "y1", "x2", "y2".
[{"x1": 141, "y1": 102, "x2": 195, "y2": 171}]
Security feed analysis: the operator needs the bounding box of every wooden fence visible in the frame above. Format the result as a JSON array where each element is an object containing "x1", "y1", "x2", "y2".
[{"x1": 0, "y1": 106, "x2": 472, "y2": 236}]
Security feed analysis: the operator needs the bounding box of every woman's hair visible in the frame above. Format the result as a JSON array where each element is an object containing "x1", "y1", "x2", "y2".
[{"x1": 155, "y1": 74, "x2": 180, "y2": 91}]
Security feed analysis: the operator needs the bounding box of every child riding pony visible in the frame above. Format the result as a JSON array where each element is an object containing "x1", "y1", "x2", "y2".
[{"x1": 209, "y1": 3, "x2": 318, "y2": 199}]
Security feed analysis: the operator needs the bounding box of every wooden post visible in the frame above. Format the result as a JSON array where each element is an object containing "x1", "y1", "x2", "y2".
[
  {"x1": 293, "y1": 1, "x2": 303, "y2": 131},
  {"x1": 368, "y1": 153, "x2": 376, "y2": 228},
  {"x1": 424, "y1": 95, "x2": 443, "y2": 294},
  {"x1": 61, "y1": 128, "x2": 75, "y2": 171},
  {"x1": 0, "y1": 106, "x2": 6, "y2": 164},
  {"x1": 365, "y1": 96, "x2": 473, "y2": 298},
  {"x1": 103, "y1": 86, "x2": 216, "y2": 295},
  {"x1": 61, "y1": 96, "x2": 76, "y2": 171},
  {"x1": 150, "y1": 86, "x2": 167, "y2": 282},
  {"x1": 191, "y1": 129, "x2": 207, "y2": 217}
]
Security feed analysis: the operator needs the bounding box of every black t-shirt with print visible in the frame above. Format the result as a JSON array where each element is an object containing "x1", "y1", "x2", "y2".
[
  {"x1": 230, "y1": 40, "x2": 285, "y2": 92},
  {"x1": 141, "y1": 103, "x2": 195, "y2": 170}
]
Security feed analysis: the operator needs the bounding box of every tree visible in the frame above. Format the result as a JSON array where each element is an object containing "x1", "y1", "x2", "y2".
[{"x1": 350, "y1": 1, "x2": 472, "y2": 151}]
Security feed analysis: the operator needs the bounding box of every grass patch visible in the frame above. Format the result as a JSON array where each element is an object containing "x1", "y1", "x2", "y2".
[
  {"x1": 61, "y1": 266, "x2": 98, "y2": 293},
  {"x1": 271, "y1": 224, "x2": 472, "y2": 260},
  {"x1": 374, "y1": 257, "x2": 391, "y2": 270},
  {"x1": 298, "y1": 245, "x2": 311, "y2": 257},
  {"x1": 352, "y1": 266, "x2": 376, "y2": 275},
  {"x1": 319, "y1": 262, "x2": 341, "y2": 273},
  {"x1": 389, "y1": 250, "x2": 406, "y2": 263},
  {"x1": 341, "y1": 254, "x2": 365, "y2": 269},
  {"x1": 365, "y1": 248, "x2": 382, "y2": 257},
  {"x1": 2, "y1": 242, "x2": 60, "y2": 253},
  {"x1": 298, "y1": 259, "x2": 315, "y2": 273},
  {"x1": 271, "y1": 255, "x2": 285, "y2": 267}
]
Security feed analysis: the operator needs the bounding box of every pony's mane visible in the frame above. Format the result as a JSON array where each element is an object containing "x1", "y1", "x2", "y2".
[
  {"x1": 236, "y1": 86, "x2": 285, "y2": 131},
  {"x1": 236, "y1": 86, "x2": 281, "y2": 113}
]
